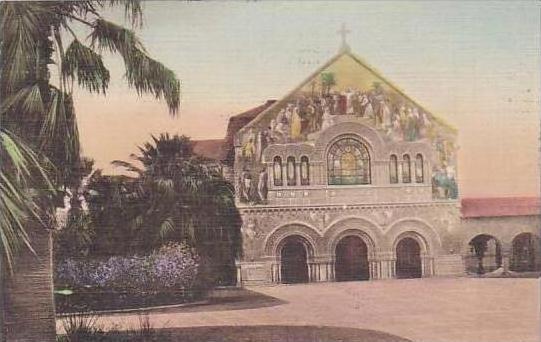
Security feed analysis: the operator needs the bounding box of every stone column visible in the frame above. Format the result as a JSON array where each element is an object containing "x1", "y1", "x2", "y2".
[
  {"x1": 270, "y1": 263, "x2": 276, "y2": 283},
  {"x1": 371, "y1": 252, "x2": 395, "y2": 279},
  {"x1": 282, "y1": 163, "x2": 288, "y2": 186},
  {"x1": 312, "y1": 256, "x2": 334, "y2": 282},
  {"x1": 329, "y1": 259, "x2": 336, "y2": 282},
  {"x1": 307, "y1": 261, "x2": 315, "y2": 282},
  {"x1": 421, "y1": 255, "x2": 434, "y2": 277},
  {"x1": 271, "y1": 261, "x2": 281, "y2": 283},
  {"x1": 501, "y1": 244, "x2": 512, "y2": 274},
  {"x1": 369, "y1": 258, "x2": 377, "y2": 279},
  {"x1": 296, "y1": 162, "x2": 302, "y2": 187},
  {"x1": 235, "y1": 260, "x2": 243, "y2": 287},
  {"x1": 319, "y1": 262, "x2": 328, "y2": 282}
]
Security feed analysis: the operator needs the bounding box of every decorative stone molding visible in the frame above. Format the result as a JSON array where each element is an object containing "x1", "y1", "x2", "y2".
[{"x1": 263, "y1": 223, "x2": 321, "y2": 256}]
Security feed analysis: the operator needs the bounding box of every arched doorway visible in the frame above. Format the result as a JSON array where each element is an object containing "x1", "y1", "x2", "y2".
[
  {"x1": 335, "y1": 236, "x2": 369, "y2": 281},
  {"x1": 466, "y1": 234, "x2": 502, "y2": 274},
  {"x1": 511, "y1": 233, "x2": 541, "y2": 272},
  {"x1": 280, "y1": 236, "x2": 310, "y2": 284},
  {"x1": 396, "y1": 237, "x2": 422, "y2": 279}
]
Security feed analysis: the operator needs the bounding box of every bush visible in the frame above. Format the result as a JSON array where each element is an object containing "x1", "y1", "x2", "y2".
[{"x1": 55, "y1": 243, "x2": 199, "y2": 294}]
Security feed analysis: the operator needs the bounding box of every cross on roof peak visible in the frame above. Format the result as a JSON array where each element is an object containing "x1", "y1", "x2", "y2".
[{"x1": 337, "y1": 23, "x2": 351, "y2": 52}]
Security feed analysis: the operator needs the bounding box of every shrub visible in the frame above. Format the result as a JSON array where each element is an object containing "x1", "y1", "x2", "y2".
[
  {"x1": 55, "y1": 242, "x2": 199, "y2": 294},
  {"x1": 57, "y1": 314, "x2": 169, "y2": 342},
  {"x1": 59, "y1": 315, "x2": 101, "y2": 342}
]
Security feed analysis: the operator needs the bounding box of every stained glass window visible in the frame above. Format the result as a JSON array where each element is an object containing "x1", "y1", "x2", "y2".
[
  {"x1": 402, "y1": 154, "x2": 411, "y2": 183},
  {"x1": 327, "y1": 137, "x2": 371, "y2": 185},
  {"x1": 389, "y1": 154, "x2": 398, "y2": 184},
  {"x1": 415, "y1": 154, "x2": 424, "y2": 183},
  {"x1": 300, "y1": 156, "x2": 310, "y2": 185},
  {"x1": 273, "y1": 156, "x2": 283, "y2": 186},
  {"x1": 287, "y1": 156, "x2": 296, "y2": 186}
]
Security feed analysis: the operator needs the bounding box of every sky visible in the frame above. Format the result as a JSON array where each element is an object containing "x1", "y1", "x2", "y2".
[{"x1": 73, "y1": 1, "x2": 540, "y2": 198}]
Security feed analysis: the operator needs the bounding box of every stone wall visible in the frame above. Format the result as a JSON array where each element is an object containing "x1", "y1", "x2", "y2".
[
  {"x1": 237, "y1": 201, "x2": 463, "y2": 284},
  {"x1": 458, "y1": 215, "x2": 540, "y2": 253},
  {"x1": 237, "y1": 205, "x2": 540, "y2": 285}
]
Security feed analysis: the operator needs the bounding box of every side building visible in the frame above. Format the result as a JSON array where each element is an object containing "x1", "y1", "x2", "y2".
[{"x1": 194, "y1": 47, "x2": 540, "y2": 286}]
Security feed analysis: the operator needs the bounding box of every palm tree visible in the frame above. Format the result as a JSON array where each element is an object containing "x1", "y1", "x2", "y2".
[
  {"x1": 0, "y1": 128, "x2": 57, "y2": 342},
  {"x1": 113, "y1": 134, "x2": 241, "y2": 285},
  {"x1": 320, "y1": 72, "x2": 336, "y2": 96},
  {"x1": 1, "y1": 2, "x2": 180, "y2": 340}
]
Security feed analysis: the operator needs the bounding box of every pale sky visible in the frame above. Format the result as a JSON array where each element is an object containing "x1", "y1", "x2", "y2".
[{"x1": 73, "y1": 1, "x2": 540, "y2": 198}]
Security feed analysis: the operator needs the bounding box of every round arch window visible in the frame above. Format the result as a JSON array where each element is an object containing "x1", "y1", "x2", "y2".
[{"x1": 327, "y1": 137, "x2": 371, "y2": 185}]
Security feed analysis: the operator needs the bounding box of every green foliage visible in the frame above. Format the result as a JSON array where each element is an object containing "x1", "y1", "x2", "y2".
[
  {"x1": 0, "y1": 0, "x2": 180, "y2": 271},
  {"x1": 90, "y1": 18, "x2": 180, "y2": 113},
  {"x1": 58, "y1": 313, "x2": 168, "y2": 342},
  {"x1": 54, "y1": 212, "x2": 94, "y2": 259},
  {"x1": 63, "y1": 40, "x2": 110, "y2": 94},
  {"x1": 0, "y1": 129, "x2": 55, "y2": 272},
  {"x1": 111, "y1": 134, "x2": 241, "y2": 255},
  {"x1": 59, "y1": 315, "x2": 100, "y2": 342},
  {"x1": 57, "y1": 134, "x2": 242, "y2": 285},
  {"x1": 320, "y1": 72, "x2": 336, "y2": 95}
]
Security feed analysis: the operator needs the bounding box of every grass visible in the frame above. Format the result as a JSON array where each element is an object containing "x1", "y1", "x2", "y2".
[
  {"x1": 57, "y1": 317, "x2": 412, "y2": 342},
  {"x1": 57, "y1": 314, "x2": 170, "y2": 342}
]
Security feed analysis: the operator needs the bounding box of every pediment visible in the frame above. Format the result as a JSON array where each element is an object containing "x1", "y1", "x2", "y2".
[
  {"x1": 235, "y1": 50, "x2": 459, "y2": 203},
  {"x1": 237, "y1": 51, "x2": 456, "y2": 147}
]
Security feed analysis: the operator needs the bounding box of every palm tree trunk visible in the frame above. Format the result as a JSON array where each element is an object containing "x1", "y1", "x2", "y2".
[
  {"x1": 3, "y1": 223, "x2": 56, "y2": 342},
  {"x1": 1, "y1": 255, "x2": 5, "y2": 342}
]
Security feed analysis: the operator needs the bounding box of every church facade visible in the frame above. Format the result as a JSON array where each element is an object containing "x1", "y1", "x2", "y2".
[{"x1": 195, "y1": 46, "x2": 540, "y2": 286}]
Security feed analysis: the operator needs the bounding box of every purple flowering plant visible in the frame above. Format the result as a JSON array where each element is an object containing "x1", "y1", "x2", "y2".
[{"x1": 55, "y1": 242, "x2": 199, "y2": 294}]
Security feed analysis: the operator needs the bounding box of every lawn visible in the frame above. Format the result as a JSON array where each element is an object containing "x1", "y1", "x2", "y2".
[
  {"x1": 58, "y1": 325, "x2": 412, "y2": 342},
  {"x1": 55, "y1": 288, "x2": 202, "y2": 314}
]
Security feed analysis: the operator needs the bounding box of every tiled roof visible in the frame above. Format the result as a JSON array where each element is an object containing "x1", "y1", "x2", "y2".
[
  {"x1": 222, "y1": 100, "x2": 276, "y2": 165},
  {"x1": 190, "y1": 100, "x2": 276, "y2": 163},
  {"x1": 192, "y1": 139, "x2": 225, "y2": 161},
  {"x1": 461, "y1": 197, "x2": 540, "y2": 218}
]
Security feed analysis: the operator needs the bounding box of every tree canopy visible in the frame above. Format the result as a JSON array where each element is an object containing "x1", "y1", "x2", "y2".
[{"x1": 0, "y1": 1, "x2": 181, "y2": 270}]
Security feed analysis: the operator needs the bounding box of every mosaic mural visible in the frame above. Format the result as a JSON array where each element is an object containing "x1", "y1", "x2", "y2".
[{"x1": 235, "y1": 52, "x2": 458, "y2": 203}]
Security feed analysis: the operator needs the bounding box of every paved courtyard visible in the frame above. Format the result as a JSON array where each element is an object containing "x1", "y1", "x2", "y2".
[{"x1": 58, "y1": 278, "x2": 540, "y2": 342}]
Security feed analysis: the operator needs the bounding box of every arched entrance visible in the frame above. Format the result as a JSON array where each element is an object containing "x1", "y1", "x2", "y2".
[
  {"x1": 466, "y1": 234, "x2": 502, "y2": 274},
  {"x1": 396, "y1": 237, "x2": 422, "y2": 279},
  {"x1": 511, "y1": 233, "x2": 541, "y2": 272},
  {"x1": 280, "y1": 236, "x2": 310, "y2": 284},
  {"x1": 335, "y1": 236, "x2": 369, "y2": 281}
]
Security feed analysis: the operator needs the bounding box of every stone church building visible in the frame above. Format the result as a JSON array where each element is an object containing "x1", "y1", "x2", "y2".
[{"x1": 194, "y1": 44, "x2": 540, "y2": 286}]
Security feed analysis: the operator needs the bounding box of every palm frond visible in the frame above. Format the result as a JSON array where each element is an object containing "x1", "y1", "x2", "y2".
[
  {"x1": 1, "y1": 129, "x2": 54, "y2": 189},
  {"x1": 154, "y1": 177, "x2": 175, "y2": 197},
  {"x1": 63, "y1": 39, "x2": 110, "y2": 94},
  {"x1": 89, "y1": 18, "x2": 180, "y2": 114},
  {"x1": 111, "y1": 160, "x2": 144, "y2": 174},
  {"x1": 0, "y1": 2, "x2": 44, "y2": 88},
  {"x1": 89, "y1": 17, "x2": 145, "y2": 55},
  {"x1": 40, "y1": 88, "x2": 80, "y2": 182},
  {"x1": 109, "y1": 0, "x2": 143, "y2": 28},
  {"x1": 0, "y1": 129, "x2": 55, "y2": 272},
  {"x1": 0, "y1": 84, "x2": 44, "y2": 116}
]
